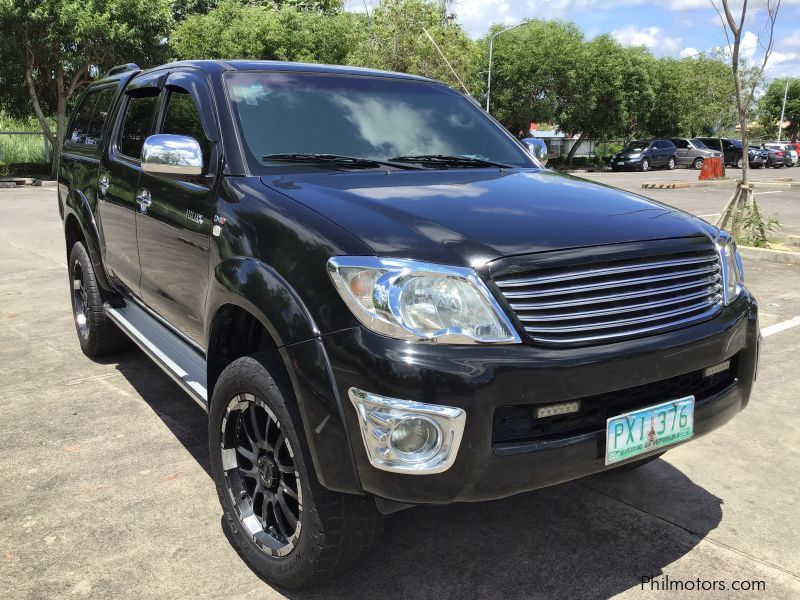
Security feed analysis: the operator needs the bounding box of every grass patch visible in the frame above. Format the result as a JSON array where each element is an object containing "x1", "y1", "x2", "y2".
[{"x1": 0, "y1": 113, "x2": 53, "y2": 164}]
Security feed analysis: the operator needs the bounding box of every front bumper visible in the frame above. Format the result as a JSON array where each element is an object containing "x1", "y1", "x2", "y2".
[
  {"x1": 610, "y1": 157, "x2": 644, "y2": 169},
  {"x1": 318, "y1": 290, "x2": 758, "y2": 504}
]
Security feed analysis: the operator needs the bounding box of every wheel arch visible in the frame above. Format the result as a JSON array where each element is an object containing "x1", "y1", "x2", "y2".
[
  {"x1": 63, "y1": 191, "x2": 113, "y2": 292},
  {"x1": 205, "y1": 259, "x2": 363, "y2": 494}
]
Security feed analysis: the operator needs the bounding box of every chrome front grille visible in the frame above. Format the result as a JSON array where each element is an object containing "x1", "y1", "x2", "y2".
[{"x1": 493, "y1": 247, "x2": 723, "y2": 345}]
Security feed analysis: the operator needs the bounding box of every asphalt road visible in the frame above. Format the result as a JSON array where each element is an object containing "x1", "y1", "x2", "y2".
[{"x1": 1, "y1": 187, "x2": 800, "y2": 599}]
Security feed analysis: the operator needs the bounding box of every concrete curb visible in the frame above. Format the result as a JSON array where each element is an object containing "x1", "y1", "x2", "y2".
[
  {"x1": 642, "y1": 182, "x2": 692, "y2": 189},
  {"x1": 739, "y1": 245, "x2": 800, "y2": 266}
]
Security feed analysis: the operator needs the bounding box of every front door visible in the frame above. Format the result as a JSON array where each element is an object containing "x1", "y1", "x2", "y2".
[
  {"x1": 135, "y1": 77, "x2": 218, "y2": 344},
  {"x1": 97, "y1": 86, "x2": 161, "y2": 296}
]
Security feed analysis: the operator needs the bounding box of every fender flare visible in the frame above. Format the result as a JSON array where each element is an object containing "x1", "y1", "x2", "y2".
[
  {"x1": 63, "y1": 190, "x2": 113, "y2": 292},
  {"x1": 204, "y1": 258, "x2": 363, "y2": 494}
]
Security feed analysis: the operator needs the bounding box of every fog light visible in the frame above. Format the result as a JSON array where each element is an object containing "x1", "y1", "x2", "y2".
[{"x1": 348, "y1": 388, "x2": 466, "y2": 474}]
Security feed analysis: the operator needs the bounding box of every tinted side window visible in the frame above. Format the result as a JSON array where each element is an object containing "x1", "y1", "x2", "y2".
[
  {"x1": 67, "y1": 90, "x2": 101, "y2": 145},
  {"x1": 650, "y1": 142, "x2": 661, "y2": 150},
  {"x1": 161, "y1": 89, "x2": 210, "y2": 165},
  {"x1": 119, "y1": 94, "x2": 159, "y2": 159},
  {"x1": 84, "y1": 87, "x2": 117, "y2": 146},
  {"x1": 673, "y1": 139, "x2": 689, "y2": 149}
]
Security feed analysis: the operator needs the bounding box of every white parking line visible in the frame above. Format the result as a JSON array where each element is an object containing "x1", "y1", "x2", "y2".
[
  {"x1": 755, "y1": 190, "x2": 784, "y2": 195},
  {"x1": 761, "y1": 316, "x2": 800, "y2": 338}
]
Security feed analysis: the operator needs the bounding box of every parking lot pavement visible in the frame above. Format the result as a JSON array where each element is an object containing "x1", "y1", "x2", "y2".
[
  {"x1": 577, "y1": 167, "x2": 800, "y2": 240},
  {"x1": 2, "y1": 188, "x2": 800, "y2": 600}
]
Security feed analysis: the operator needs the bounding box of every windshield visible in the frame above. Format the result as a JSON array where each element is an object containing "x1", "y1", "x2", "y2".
[
  {"x1": 225, "y1": 72, "x2": 533, "y2": 173},
  {"x1": 690, "y1": 139, "x2": 708, "y2": 149},
  {"x1": 621, "y1": 141, "x2": 648, "y2": 153}
]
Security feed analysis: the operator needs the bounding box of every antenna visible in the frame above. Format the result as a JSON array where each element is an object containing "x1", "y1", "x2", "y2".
[{"x1": 422, "y1": 28, "x2": 471, "y2": 96}]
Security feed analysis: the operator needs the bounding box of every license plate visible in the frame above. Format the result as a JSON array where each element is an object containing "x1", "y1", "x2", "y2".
[
  {"x1": 617, "y1": 161, "x2": 625, "y2": 165},
  {"x1": 605, "y1": 397, "x2": 694, "y2": 465}
]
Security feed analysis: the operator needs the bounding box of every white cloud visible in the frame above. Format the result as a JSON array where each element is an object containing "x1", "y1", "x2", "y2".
[
  {"x1": 679, "y1": 47, "x2": 700, "y2": 58},
  {"x1": 611, "y1": 25, "x2": 682, "y2": 55}
]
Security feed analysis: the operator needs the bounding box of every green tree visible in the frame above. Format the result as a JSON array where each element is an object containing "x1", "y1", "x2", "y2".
[
  {"x1": 0, "y1": 0, "x2": 173, "y2": 175},
  {"x1": 171, "y1": 1, "x2": 361, "y2": 64},
  {"x1": 348, "y1": 0, "x2": 476, "y2": 93},
  {"x1": 475, "y1": 20, "x2": 584, "y2": 133},
  {"x1": 681, "y1": 56, "x2": 736, "y2": 137},
  {"x1": 760, "y1": 78, "x2": 800, "y2": 141}
]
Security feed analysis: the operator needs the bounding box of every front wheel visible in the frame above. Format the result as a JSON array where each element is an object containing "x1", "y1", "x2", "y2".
[
  {"x1": 693, "y1": 157, "x2": 704, "y2": 170},
  {"x1": 640, "y1": 158, "x2": 650, "y2": 172},
  {"x1": 735, "y1": 156, "x2": 744, "y2": 169},
  {"x1": 209, "y1": 354, "x2": 384, "y2": 589},
  {"x1": 667, "y1": 156, "x2": 676, "y2": 170}
]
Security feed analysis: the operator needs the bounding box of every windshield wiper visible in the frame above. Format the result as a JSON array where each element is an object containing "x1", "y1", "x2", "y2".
[
  {"x1": 261, "y1": 153, "x2": 423, "y2": 170},
  {"x1": 388, "y1": 154, "x2": 516, "y2": 169}
]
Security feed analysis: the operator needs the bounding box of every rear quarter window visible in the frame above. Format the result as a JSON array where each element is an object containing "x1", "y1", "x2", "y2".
[{"x1": 66, "y1": 86, "x2": 116, "y2": 147}]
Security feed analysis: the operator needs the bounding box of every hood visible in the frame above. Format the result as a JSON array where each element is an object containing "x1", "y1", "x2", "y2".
[{"x1": 260, "y1": 168, "x2": 715, "y2": 267}]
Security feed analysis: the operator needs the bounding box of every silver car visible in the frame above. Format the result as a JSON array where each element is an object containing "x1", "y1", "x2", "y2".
[{"x1": 670, "y1": 138, "x2": 721, "y2": 169}]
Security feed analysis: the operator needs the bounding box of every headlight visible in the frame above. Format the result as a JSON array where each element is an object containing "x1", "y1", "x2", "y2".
[
  {"x1": 327, "y1": 256, "x2": 520, "y2": 344},
  {"x1": 716, "y1": 232, "x2": 744, "y2": 304}
]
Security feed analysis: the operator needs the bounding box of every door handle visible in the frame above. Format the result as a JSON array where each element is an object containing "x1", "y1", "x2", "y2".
[
  {"x1": 98, "y1": 173, "x2": 109, "y2": 197},
  {"x1": 136, "y1": 188, "x2": 151, "y2": 213}
]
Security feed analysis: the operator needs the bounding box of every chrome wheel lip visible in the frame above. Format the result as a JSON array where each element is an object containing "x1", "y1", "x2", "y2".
[
  {"x1": 71, "y1": 259, "x2": 90, "y2": 339},
  {"x1": 221, "y1": 393, "x2": 303, "y2": 558}
]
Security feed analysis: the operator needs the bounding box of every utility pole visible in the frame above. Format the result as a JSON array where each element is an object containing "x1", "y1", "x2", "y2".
[
  {"x1": 777, "y1": 79, "x2": 789, "y2": 142},
  {"x1": 486, "y1": 22, "x2": 530, "y2": 113}
]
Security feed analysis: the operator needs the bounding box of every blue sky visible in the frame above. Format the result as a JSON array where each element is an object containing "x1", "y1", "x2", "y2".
[{"x1": 344, "y1": 0, "x2": 800, "y2": 79}]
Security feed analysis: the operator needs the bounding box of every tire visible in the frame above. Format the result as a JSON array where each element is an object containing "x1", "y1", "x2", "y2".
[
  {"x1": 209, "y1": 354, "x2": 384, "y2": 589},
  {"x1": 693, "y1": 157, "x2": 704, "y2": 170},
  {"x1": 68, "y1": 242, "x2": 130, "y2": 357},
  {"x1": 667, "y1": 156, "x2": 676, "y2": 170},
  {"x1": 640, "y1": 158, "x2": 650, "y2": 172},
  {"x1": 735, "y1": 156, "x2": 744, "y2": 169}
]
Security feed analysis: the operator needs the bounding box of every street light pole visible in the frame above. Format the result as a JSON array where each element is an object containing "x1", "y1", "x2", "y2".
[
  {"x1": 486, "y1": 22, "x2": 529, "y2": 113},
  {"x1": 777, "y1": 79, "x2": 789, "y2": 143}
]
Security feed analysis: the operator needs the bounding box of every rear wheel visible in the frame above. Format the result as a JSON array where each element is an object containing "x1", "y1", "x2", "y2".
[
  {"x1": 209, "y1": 354, "x2": 384, "y2": 589},
  {"x1": 693, "y1": 157, "x2": 704, "y2": 170},
  {"x1": 68, "y1": 242, "x2": 129, "y2": 357},
  {"x1": 735, "y1": 156, "x2": 744, "y2": 169}
]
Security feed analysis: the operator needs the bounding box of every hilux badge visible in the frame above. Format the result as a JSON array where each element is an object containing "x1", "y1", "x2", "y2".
[{"x1": 186, "y1": 209, "x2": 204, "y2": 224}]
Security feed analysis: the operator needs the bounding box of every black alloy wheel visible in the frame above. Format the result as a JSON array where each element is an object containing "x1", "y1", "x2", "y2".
[{"x1": 222, "y1": 393, "x2": 302, "y2": 557}]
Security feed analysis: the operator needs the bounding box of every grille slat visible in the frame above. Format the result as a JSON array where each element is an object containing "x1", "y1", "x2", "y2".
[
  {"x1": 498, "y1": 263, "x2": 719, "y2": 299},
  {"x1": 494, "y1": 246, "x2": 723, "y2": 346},
  {"x1": 515, "y1": 287, "x2": 722, "y2": 322}
]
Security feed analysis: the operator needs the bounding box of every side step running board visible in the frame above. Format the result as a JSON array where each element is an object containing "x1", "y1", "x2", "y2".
[{"x1": 105, "y1": 301, "x2": 208, "y2": 410}]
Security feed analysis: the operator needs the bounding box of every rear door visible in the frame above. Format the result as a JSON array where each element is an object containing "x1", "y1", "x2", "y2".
[
  {"x1": 672, "y1": 139, "x2": 690, "y2": 164},
  {"x1": 649, "y1": 141, "x2": 665, "y2": 166},
  {"x1": 135, "y1": 69, "x2": 220, "y2": 344},
  {"x1": 97, "y1": 72, "x2": 165, "y2": 297}
]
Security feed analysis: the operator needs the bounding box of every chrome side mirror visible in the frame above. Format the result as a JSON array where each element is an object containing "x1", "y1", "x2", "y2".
[
  {"x1": 533, "y1": 144, "x2": 547, "y2": 162},
  {"x1": 141, "y1": 134, "x2": 203, "y2": 176}
]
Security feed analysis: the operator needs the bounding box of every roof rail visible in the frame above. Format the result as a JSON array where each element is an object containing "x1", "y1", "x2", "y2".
[{"x1": 105, "y1": 63, "x2": 140, "y2": 78}]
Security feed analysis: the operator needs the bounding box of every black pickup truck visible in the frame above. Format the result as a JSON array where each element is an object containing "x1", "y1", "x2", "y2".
[{"x1": 59, "y1": 60, "x2": 760, "y2": 589}]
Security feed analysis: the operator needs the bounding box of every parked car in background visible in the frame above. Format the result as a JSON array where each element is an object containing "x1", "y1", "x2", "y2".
[
  {"x1": 787, "y1": 142, "x2": 800, "y2": 160},
  {"x1": 520, "y1": 137, "x2": 549, "y2": 166},
  {"x1": 782, "y1": 144, "x2": 798, "y2": 166},
  {"x1": 748, "y1": 146, "x2": 770, "y2": 168},
  {"x1": 669, "y1": 138, "x2": 720, "y2": 169},
  {"x1": 610, "y1": 139, "x2": 678, "y2": 171},
  {"x1": 762, "y1": 143, "x2": 793, "y2": 168},
  {"x1": 695, "y1": 137, "x2": 748, "y2": 168}
]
